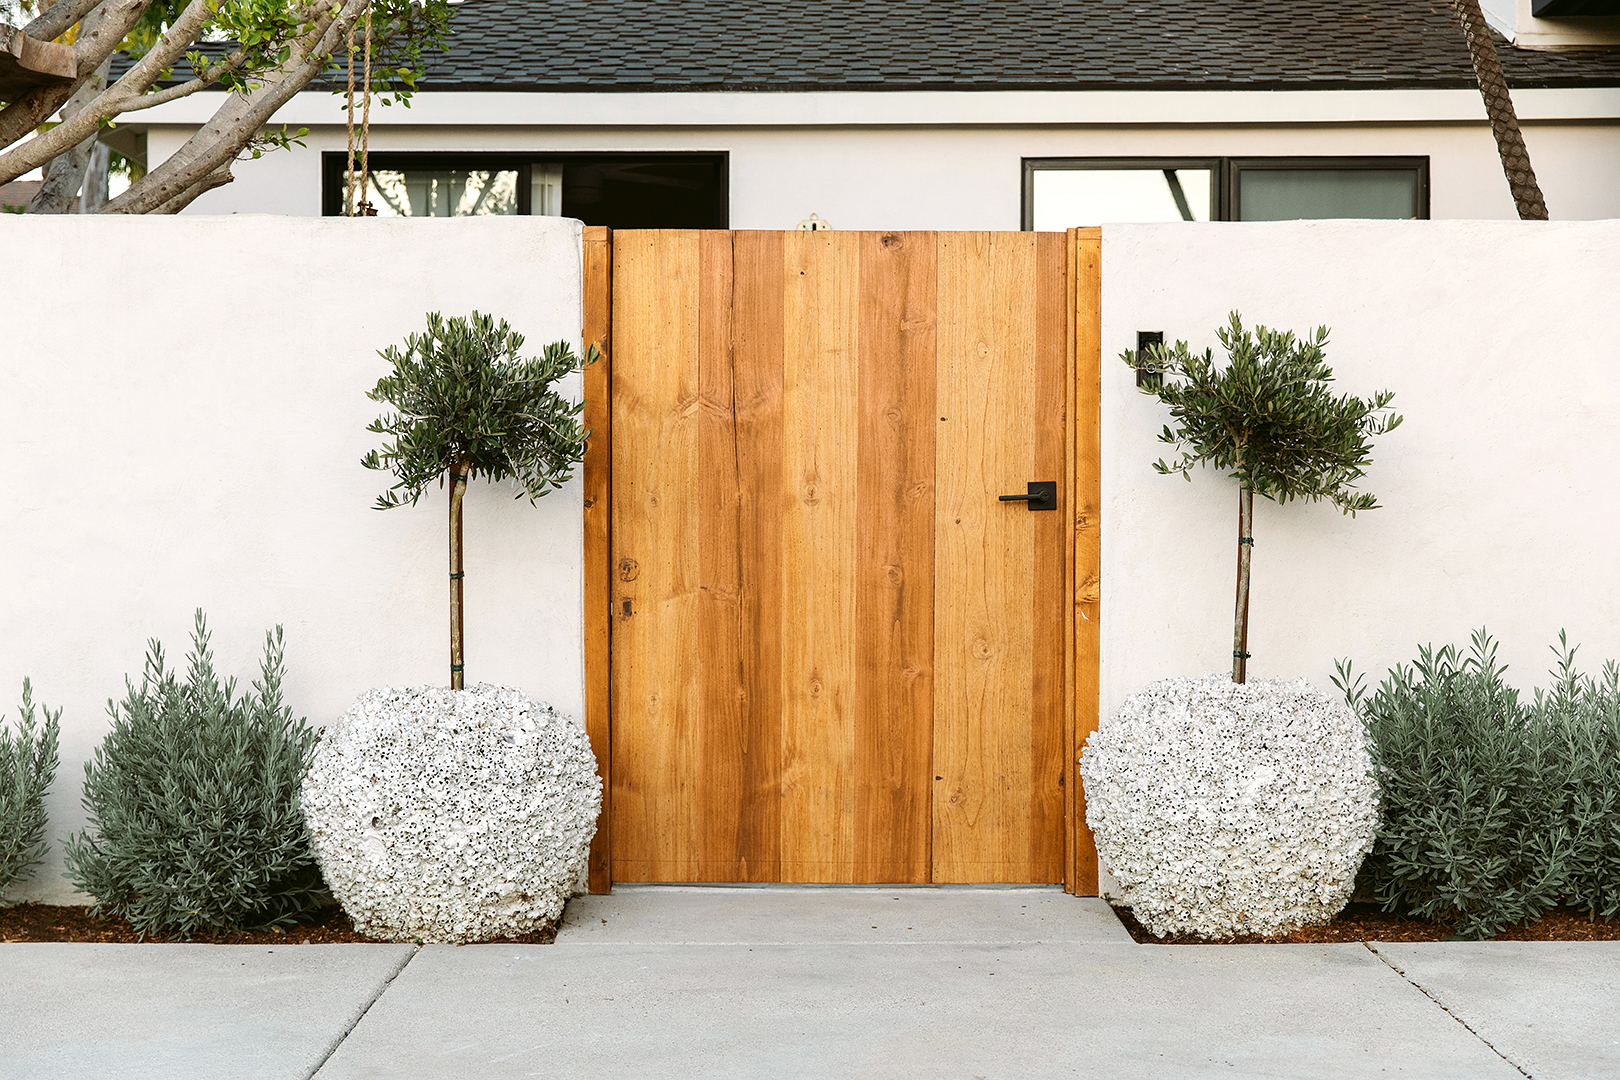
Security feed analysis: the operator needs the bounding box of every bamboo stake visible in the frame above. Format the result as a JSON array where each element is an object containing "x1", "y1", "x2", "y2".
[
  {"x1": 1232, "y1": 484, "x2": 1253, "y2": 684},
  {"x1": 449, "y1": 460, "x2": 469, "y2": 690}
]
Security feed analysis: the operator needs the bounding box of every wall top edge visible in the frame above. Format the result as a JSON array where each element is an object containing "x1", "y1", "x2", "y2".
[{"x1": 121, "y1": 87, "x2": 1620, "y2": 129}]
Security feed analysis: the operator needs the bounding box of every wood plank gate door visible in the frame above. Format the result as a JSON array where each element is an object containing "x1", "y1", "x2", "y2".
[{"x1": 582, "y1": 228, "x2": 1101, "y2": 891}]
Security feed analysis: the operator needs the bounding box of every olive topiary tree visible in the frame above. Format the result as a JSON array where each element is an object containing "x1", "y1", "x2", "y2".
[
  {"x1": 362, "y1": 311, "x2": 596, "y2": 689},
  {"x1": 1129, "y1": 312, "x2": 1401, "y2": 683}
]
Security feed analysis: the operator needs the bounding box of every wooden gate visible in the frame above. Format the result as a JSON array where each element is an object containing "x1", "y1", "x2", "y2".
[{"x1": 581, "y1": 228, "x2": 1101, "y2": 891}]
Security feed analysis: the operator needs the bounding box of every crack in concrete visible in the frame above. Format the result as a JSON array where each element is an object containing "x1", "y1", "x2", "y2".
[
  {"x1": 305, "y1": 945, "x2": 419, "y2": 1079},
  {"x1": 1363, "y1": 940, "x2": 1531, "y2": 1079}
]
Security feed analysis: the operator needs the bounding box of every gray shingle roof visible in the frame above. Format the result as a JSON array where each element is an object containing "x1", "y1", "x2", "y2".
[
  {"x1": 112, "y1": 1, "x2": 1620, "y2": 92},
  {"x1": 406, "y1": 0, "x2": 1620, "y2": 91}
]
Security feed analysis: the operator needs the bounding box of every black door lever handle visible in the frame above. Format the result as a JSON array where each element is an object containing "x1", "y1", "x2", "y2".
[{"x1": 998, "y1": 481, "x2": 1057, "y2": 511}]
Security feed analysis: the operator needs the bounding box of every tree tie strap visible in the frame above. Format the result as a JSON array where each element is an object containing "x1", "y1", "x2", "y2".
[
  {"x1": 1238, "y1": 537, "x2": 1254, "y2": 545},
  {"x1": 1233, "y1": 651, "x2": 1251, "y2": 659},
  {"x1": 450, "y1": 664, "x2": 464, "y2": 672},
  {"x1": 449, "y1": 472, "x2": 468, "y2": 482},
  {"x1": 449, "y1": 571, "x2": 465, "y2": 580}
]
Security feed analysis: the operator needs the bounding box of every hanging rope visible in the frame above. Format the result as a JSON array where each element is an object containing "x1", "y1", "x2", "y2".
[
  {"x1": 359, "y1": 2, "x2": 374, "y2": 215},
  {"x1": 343, "y1": 1, "x2": 376, "y2": 216}
]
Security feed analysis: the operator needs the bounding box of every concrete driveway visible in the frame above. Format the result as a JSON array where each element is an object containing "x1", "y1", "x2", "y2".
[{"x1": 5, "y1": 886, "x2": 1616, "y2": 1080}]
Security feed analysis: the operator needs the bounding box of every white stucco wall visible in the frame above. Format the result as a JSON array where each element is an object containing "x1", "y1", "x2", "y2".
[
  {"x1": 1101, "y1": 220, "x2": 1620, "y2": 721},
  {"x1": 0, "y1": 215, "x2": 585, "y2": 903},
  {"x1": 136, "y1": 89, "x2": 1620, "y2": 225}
]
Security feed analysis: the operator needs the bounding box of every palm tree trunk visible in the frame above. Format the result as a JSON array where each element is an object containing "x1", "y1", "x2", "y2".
[
  {"x1": 1232, "y1": 484, "x2": 1253, "y2": 684},
  {"x1": 1450, "y1": 0, "x2": 1549, "y2": 220},
  {"x1": 449, "y1": 460, "x2": 469, "y2": 690}
]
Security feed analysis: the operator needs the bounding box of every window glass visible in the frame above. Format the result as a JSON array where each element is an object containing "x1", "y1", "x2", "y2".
[
  {"x1": 1032, "y1": 168, "x2": 1211, "y2": 228},
  {"x1": 353, "y1": 168, "x2": 519, "y2": 217},
  {"x1": 1237, "y1": 169, "x2": 1420, "y2": 221}
]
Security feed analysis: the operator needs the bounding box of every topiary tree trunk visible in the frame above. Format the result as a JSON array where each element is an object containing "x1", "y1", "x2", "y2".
[
  {"x1": 1130, "y1": 314, "x2": 1400, "y2": 684},
  {"x1": 1233, "y1": 485, "x2": 1254, "y2": 683},
  {"x1": 364, "y1": 313, "x2": 595, "y2": 689},
  {"x1": 448, "y1": 457, "x2": 468, "y2": 689}
]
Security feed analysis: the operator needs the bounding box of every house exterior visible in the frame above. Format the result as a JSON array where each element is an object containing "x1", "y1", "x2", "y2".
[{"x1": 115, "y1": 0, "x2": 1620, "y2": 227}]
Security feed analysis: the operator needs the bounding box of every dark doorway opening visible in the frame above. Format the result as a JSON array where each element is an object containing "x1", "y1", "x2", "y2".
[{"x1": 322, "y1": 151, "x2": 728, "y2": 227}]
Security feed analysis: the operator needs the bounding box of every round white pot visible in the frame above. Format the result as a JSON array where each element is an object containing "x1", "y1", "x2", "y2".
[
  {"x1": 1080, "y1": 673, "x2": 1377, "y2": 939},
  {"x1": 301, "y1": 683, "x2": 602, "y2": 944}
]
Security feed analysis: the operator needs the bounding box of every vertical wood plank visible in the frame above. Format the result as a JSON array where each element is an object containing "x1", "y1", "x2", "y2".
[
  {"x1": 731, "y1": 231, "x2": 787, "y2": 882},
  {"x1": 610, "y1": 230, "x2": 703, "y2": 882},
  {"x1": 1071, "y1": 227, "x2": 1104, "y2": 896},
  {"x1": 695, "y1": 230, "x2": 744, "y2": 880},
  {"x1": 1029, "y1": 231, "x2": 1069, "y2": 882},
  {"x1": 582, "y1": 225, "x2": 613, "y2": 893},
  {"x1": 779, "y1": 230, "x2": 861, "y2": 881},
  {"x1": 1063, "y1": 229, "x2": 1079, "y2": 895},
  {"x1": 854, "y1": 232, "x2": 936, "y2": 884},
  {"x1": 933, "y1": 232, "x2": 1033, "y2": 882}
]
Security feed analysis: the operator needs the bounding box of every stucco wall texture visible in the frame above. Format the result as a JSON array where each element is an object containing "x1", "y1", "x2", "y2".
[
  {"x1": 3, "y1": 216, "x2": 1615, "y2": 904},
  {"x1": 1101, "y1": 219, "x2": 1620, "y2": 718},
  {"x1": 0, "y1": 215, "x2": 586, "y2": 903}
]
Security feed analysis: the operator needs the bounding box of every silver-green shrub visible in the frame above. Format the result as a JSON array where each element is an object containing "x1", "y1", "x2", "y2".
[
  {"x1": 1340, "y1": 630, "x2": 1620, "y2": 939},
  {"x1": 0, "y1": 680, "x2": 60, "y2": 903},
  {"x1": 1537, "y1": 639, "x2": 1620, "y2": 922},
  {"x1": 63, "y1": 612, "x2": 325, "y2": 937}
]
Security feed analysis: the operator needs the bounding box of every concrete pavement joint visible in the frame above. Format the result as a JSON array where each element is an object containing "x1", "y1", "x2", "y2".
[
  {"x1": 1363, "y1": 941, "x2": 1532, "y2": 1079},
  {"x1": 305, "y1": 945, "x2": 420, "y2": 1080}
]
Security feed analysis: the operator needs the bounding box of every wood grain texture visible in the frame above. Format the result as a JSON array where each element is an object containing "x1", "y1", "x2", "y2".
[
  {"x1": 779, "y1": 231, "x2": 862, "y2": 881},
  {"x1": 853, "y1": 232, "x2": 936, "y2": 883},
  {"x1": 1070, "y1": 227, "x2": 1104, "y2": 896},
  {"x1": 695, "y1": 230, "x2": 745, "y2": 879},
  {"x1": 608, "y1": 229, "x2": 1076, "y2": 886},
  {"x1": 1063, "y1": 228, "x2": 1078, "y2": 895},
  {"x1": 1029, "y1": 231, "x2": 1069, "y2": 882},
  {"x1": 581, "y1": 225, "x2": 613, "y2": 893},
  {"x1": 610, "y1": 230, "x2": 703, "y2": 882},
  {"x1": 729, "y1": 231, "x2": 787, "y2": 882},
  {"x1": 932, "y1": 232, "x2": 1063, "y2": 884}
]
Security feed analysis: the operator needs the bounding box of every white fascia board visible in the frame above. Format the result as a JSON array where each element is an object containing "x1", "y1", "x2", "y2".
[{"x1": 127, "y1": 86, "x2": 1620, "y2": 128}]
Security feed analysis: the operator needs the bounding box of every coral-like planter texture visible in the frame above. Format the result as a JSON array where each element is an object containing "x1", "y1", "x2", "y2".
[
  {"x1": 302, "y1": 684, "x2": 602, "y2": 943},
  {"x1": 1081, "y1": 674, "x2": 1377, "y2": 939}
]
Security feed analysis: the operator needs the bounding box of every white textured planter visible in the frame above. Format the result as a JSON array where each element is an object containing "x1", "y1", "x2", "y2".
[
  {"x1": 301, "y1": 684, "x2": 602, "y2": 944},
  {"x1": 1080, "y1": 674, "x2": 1377, "y2": 939}
]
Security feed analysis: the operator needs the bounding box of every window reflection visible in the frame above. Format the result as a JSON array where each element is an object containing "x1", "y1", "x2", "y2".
[
  {"x1": 1236, "y1": 169, "x2": 1420, "y2": 221},
  {"x1": 348, "y1": 169, "x2": 519, "y2": 217},
  {"x1": 1033, "y1": 168, "x2": 1212, "y2": 229}
]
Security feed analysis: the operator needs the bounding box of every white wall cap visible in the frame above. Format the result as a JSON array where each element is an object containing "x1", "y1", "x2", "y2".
[{"x1": 123, "y1": 86, "x2": 1620, "y2": 130}]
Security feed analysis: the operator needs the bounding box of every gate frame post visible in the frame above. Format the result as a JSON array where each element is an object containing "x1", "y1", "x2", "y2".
[
  {"x1": 582, "y1": 225, "x2": 614, "y2": 894},
  {"x1": 1066, "y1": 226, "x2": 1103, "y2": 896}
]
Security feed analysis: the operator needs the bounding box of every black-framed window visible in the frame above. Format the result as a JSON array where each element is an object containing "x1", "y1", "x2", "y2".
[
  {"x1": 322, "y1": 152, "x2": 729, "y2": 228},
  {"x1": 1022, "y1": 157, "x2": 1429, "y2": 229}
]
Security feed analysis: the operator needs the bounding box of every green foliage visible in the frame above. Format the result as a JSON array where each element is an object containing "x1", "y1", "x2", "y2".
[
  {"x1": 63, "y1": 612, "x2": 324, "y2": 938},
  {"x1": 126, "y1": 0, "x2": 452, "y2": 108},
  {"x1": 1126, "y1": 311, "x2": 1401, "y2": 513},
  {"x1": 0, "y1": 680, "x2": 60, "y2": 903},
  {"x1": 362, "y1": 311, "x2": 598, "y2": 509},
  {"x1": 1337, "y1": 631, "x2": 1620, "y2": 939}
]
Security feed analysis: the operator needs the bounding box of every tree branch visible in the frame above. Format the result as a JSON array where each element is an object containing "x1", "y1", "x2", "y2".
[
  {"x1": 25, "y1": 0, "x2": 104, "y2": 43},
  {"x1": 0, "y1": 0, "x2": 154, "y2": 152},
  {"x1": 149, "y1": 161, "x2": 233, "y2": 213},
  {"x1": 105, "y1": 0, "x2": 360, "y2": 213},
  {"x1": 0, "y1": 0, "x2": 224, "y2": 183},
  {"x1": 114, "y1": 44, "x2": 253, "y2": 112}
]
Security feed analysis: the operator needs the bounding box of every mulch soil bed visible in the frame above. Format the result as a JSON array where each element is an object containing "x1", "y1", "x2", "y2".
[
  {"x1": 1113, "y1": 901, "x2": 1620, "y2": 944},
  {"x1": 9, "y1": 900, "x2": 1615, "y2": 946},
  {"x1": 0, "y1": 903, "x2": 557, "y2": 945}
]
